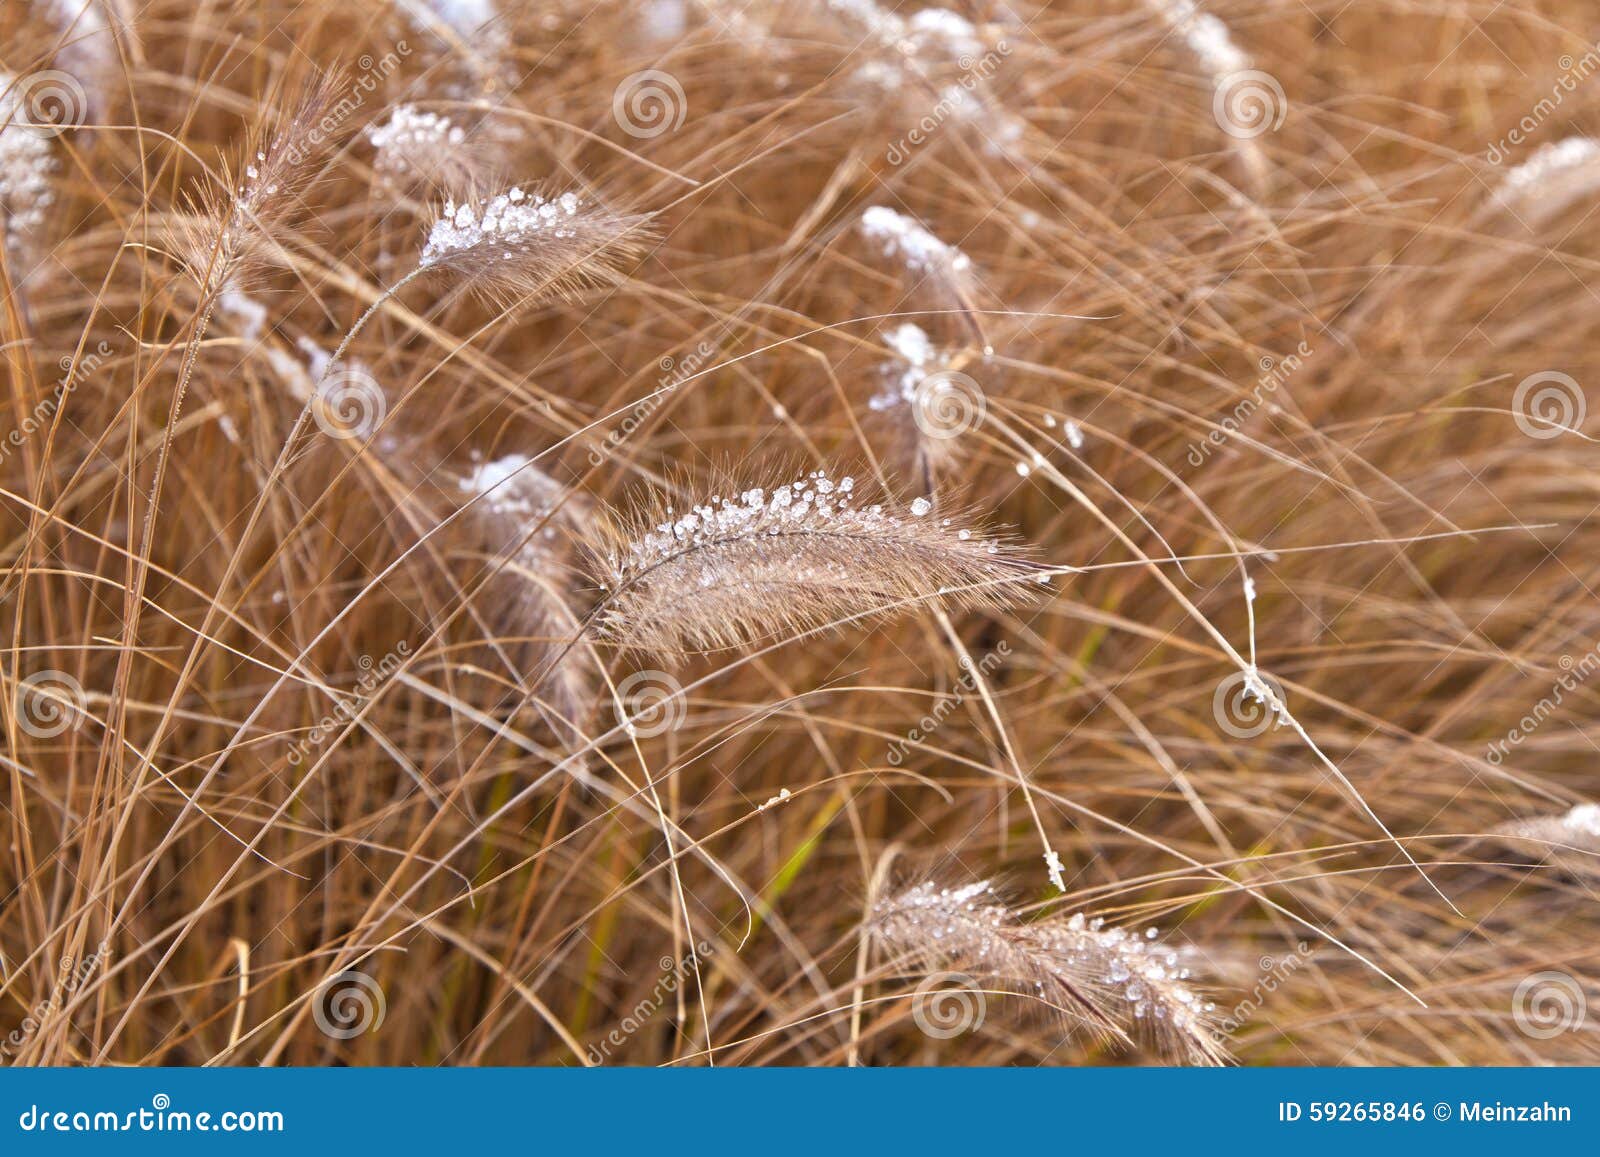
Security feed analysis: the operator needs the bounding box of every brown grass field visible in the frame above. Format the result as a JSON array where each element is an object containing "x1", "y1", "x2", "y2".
[{"x1": 2, "y1": 0, "x2": 1600, "y2": 1066}]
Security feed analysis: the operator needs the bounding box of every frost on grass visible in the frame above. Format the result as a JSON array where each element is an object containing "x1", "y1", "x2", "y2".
[
  {"x1": 872, "y1": 879, "x2": 1226, "y2": 1065},
  {"x1": 219, "y1": 287, "x2": 269, "y2": 342},
  {"x1": 462, "y1": 454, "x2": 598, "y2": 734},
  {"x1": 858, "y1": 205, "x2": 980, "y2": 326},
  {"x1": 870, "y1": 322, "x2": 945, "y2": 411},
  {"x1": 1152, "y1": 0, "x2": 1250, "y2": 79},
  {"x1": 417, "y1": 185, "x2": 645, "y2": 305},
  {"x1": 1493, "y1": 137, "x2": 1600, "y2": 224},
  {"x1": 366, "y1": 105, "x2": 475, "y2": 192},
  {"x1": 0, "y1": 76, "x2": 59, "y2": 257},
  {"x1": 861, "y1": 205, "x2": 973, "y2": 279},
  {"x1": 828, "y1": 2, "x2": 983, "y2": 62},
  {"x1": 40, "y1": 0, "x2": 119, "y2": 110},
  {"x1": 588, "y1": 469, "x2": 1036, "y2": 655},
  {"x1": 399, "y1": 0, "x2": 512, "y2": 85},
  {"x1": 869, "y1": 323, "x2": 975, "y2": 478}
]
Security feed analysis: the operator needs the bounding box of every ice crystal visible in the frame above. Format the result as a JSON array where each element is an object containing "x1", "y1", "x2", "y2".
[
  {"x1": 402, "y1": 0, "x2": 510, "y2": 60},
  {"x1": 829, "y1": 2, "x2": 983, "y2": 61},
  {"x1": 422, "y1": 187, "x2": 581, "y2": 267},
  {"x1": 907, "y1": 8, "x2": 982, "y2": 59},
  {"x1": 461, "y1": 452, "x2": 596, "y2": 733}
]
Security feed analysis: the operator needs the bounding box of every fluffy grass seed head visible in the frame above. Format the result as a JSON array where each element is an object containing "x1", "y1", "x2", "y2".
[
  {"x1": 365, "y1": 104, "x2": 477, "y2": 193},
  {"x1": 871, "y1": 879, "x2": 1226, "y2": 1065},
  {"x1": 175, "y1": 71, "x2": 348, "y2": 294},
  {"x1": 462, "y1": 453, "x2": 599, "y2": 740},
  {"x1": 417, "y1": 185, "x2": 646, "y2": 305},
  {"x1": 1489, "y1": 801, "x2": 1600, "y2": 878},
  {"x1": 0, "y1": 75, "x2": 60, "y2": 257},
  {"x1": 1494, "y1": 137, "x2": 1600, "y2": 223},
  {"x1": 587, "y1": 468, "x2": 1037, "y2": 656}
]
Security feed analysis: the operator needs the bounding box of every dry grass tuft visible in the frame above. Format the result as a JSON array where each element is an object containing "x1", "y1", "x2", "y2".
[{"x1": 3, "y1": 0, "x2": 1600, "y2": 1069}]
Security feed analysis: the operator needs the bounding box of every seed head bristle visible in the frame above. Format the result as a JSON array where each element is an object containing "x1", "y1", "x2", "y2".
[
  {"x1": 417, "y1": 185, "x2": 647, "y2": 305},
  {"x1": 860, "y1": 204, "x2": 973, "y2": 283},
  {"x1": 462, "y1": 454, "x2": 597, "y2": 732},
  {"x1": 0, "y1": 76, "x2": 60, "y2": 257},
  {"x1": 587, "y1": 468, "x2": 1036, "y2": 657},
  {"x1": 1494, "y1": 137, "x2": 1600, "y2": 223},
  {"x1": 1489, "y1": 802, "x2": 1600, "y2": 878},
  {"x1": 1153, "y1": 0, "x2": 1250, "y2": 79},
  {"x1": 365, "y1": 104, "x2": 478, "y2": 194},
  {"x1": 872, "y1": 879, "x2": 1227, "y2": 1065},
  {"x1": 176, "y1": 70, "x2": 349, "y2": 294}
]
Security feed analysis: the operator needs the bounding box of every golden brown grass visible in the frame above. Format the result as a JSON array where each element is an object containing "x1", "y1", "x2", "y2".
[{"x1": 2, "y1": 0, "x2": 1600, "y2": 1067}]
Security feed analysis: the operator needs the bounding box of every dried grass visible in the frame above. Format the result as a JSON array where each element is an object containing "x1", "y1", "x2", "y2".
[{"x1": 1, "y1": 0, "x2": 1598, "y2": 1068}]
